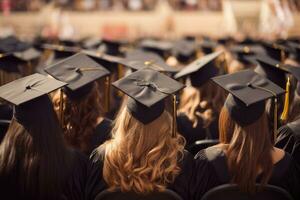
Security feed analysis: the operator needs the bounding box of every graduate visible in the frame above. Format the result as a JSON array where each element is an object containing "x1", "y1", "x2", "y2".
[
  {"x1": 0, "y1": 74, "x2": 87, "y2": 200},
  {"x1": 276, "y1": 65, "x2": 300, "y2": 167},
  {"x1": 175, "y1": 51, "x2": 226, "y2": 147},
  {"x1": 86, "y1": 68, "x2": 195, "y2": 200},
  {"x1": 45, "y1": 53, "x2": 113, "y2": 155},
  {"x1": 193, "y1": 70, "x2": 300, "y2": 200}
]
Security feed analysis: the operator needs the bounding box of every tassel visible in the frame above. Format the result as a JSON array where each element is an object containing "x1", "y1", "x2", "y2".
[
  {"x1": 274, "y1": 98, "x2": 278, "y2": 142},
  {"x1": 117, "y1": 64, "x2": 123, "y2": 97},
  {"x1": 280, "y1": 77, "x2": 290, "y2": 122},
  {"x1": 105, "y1": 76, "x2": 110, "y2": 113},
  {"x1": 59, "y1": 89, "x2": 64, "y2": 128},
  {"x1": 172, "y1": 94, "x2": 177, "y2": 137}
]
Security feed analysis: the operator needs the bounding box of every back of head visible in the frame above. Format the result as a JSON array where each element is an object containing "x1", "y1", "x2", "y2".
[
  {"x1": 219, "y1": 106, "x2": 273, "y2": 194},
  {"x1": 0, "y1": 95, "x2": 73, "y2": 200},
  {"x1": 52, "y1": 82, "x2": 104, "y2": 153},
  {"x1": 101, "y1": 104, "x2": 185, "y2": 193}
]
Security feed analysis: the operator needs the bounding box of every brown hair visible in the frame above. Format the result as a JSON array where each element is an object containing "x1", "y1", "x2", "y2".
[
  {"x1": 178, "y1": 81, "x2": 225, "y2": 128},
  {"x1": 0, "y1": 110, "x2": 72, "y2": 199},
  {"x1": 53, "y1": 82, "x2": 104, "y2": 154},
  {"x1": 100, "y1": 105, "x2": 185, "y2": 193},
  {"x1": 219, "y1": 107, "x2": 274, "y2": 194}
]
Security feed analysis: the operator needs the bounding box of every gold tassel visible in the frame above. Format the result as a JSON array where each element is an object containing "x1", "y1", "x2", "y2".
[
  {"x1": 172, "y1": 94, "x2": 177, "y2": 137},
  {"x1": 117, "y1": 64, "x2": 123, "y2": 97},
  {"x1": 280, "y1": 77, "x2": 290, "y2": 122},
  {"x1": 274, "y1": 98, "x2": 278, "y2": 142},
  {"x1": 59, "y1": 89, "x2": 64, "y2": 128},
  {"x1": 105, "y1": 76, "x2": 110, "y2": 113}
]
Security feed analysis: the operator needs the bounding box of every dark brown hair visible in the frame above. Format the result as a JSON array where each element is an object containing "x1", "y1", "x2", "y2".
[
  {"x1": 219, "y1": 107, "x2": 274, "y2": 194},
  {"x1": 0, "y1": 105, "x2": 73, "y2": 199}
]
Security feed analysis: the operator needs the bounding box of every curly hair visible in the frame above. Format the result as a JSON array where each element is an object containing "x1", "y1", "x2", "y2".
[
  {"x1": 53, "y1": 82, "x2": 104, "y2": 154},
  {"x1": 100, "y1": 106, "x2": 185, "y2": 193}
]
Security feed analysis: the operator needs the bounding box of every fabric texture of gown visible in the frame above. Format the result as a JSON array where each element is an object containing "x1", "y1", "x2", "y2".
[
  {"x1": 0, "y1": 149, "x2": 88, "y2": 200},
  {"x1": 192, "y1": 146, "x2": 300, "y2": 200},
  {"x1": 276, "y1": 118, "x2": 300, "y2": 167}
]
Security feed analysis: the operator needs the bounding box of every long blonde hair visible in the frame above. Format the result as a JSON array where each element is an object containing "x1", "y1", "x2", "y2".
[
  {"x1": 178, "y1": 81, "x2": 225, "y2": 128},
  {"x1": 100, "y1": 106, "x2": 185, "y2": 193}
]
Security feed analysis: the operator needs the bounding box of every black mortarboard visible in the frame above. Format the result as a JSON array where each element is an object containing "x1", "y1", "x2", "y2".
[
  {"x1": 0, "y1": 54, "x2": 22, "y2": 73},
  {"x1": 0, "y1": 36, "x2": 30, "y2": 53},
  {"x1": 262, "y1": 42, "x2": 289, "y2": 62},
  {"x1": 81, "y1": 37, "x2": 101, "y2": 49},
  {"x1": 42, "y1": 44, "x2": 80, "y2": 59},
  {"x1": 82, "y1": 49, "x2": 123, "y2": 71},
  {"x1": 139, "y1": 39, "x2": 173, "y2": 59},
  {"x1": 230, "y1": 45, "x2": 265, "y2": 65},
  {"x1": 13, "y1": 48, "x2": 41, "y2": 62},
  {"x1": 255, "y1": 55, "x2": 289, "y2": 89},
  {"x1": 174, "y1": 51, "x2": 223, "y2": 87},
  {"x1": 45, "y1": 53, "x2": 110, "y2": 100},
  {"x1": 59, "y1": 38, "x2": 81, "y2": 47},
  {"x1": 172, "y1": 39, "x2": 197, "y2": 63},
  {"x1": 121, "y1": 49, "x2": 179, "y2": 73},
  {"x1": 112, "y1": 68, "x2": 185, "y2": 125},
  {"x1": 101, "y1": 39, "x2": 127, "y2": 56},
  {"x1": 287, "y1": 65, "x2": 300, "y2": 82},
  {"x1": 212, "y1": 69, "x2": 285, "y2": 126},
  {"x1": 0, "y1": 73, "x2": 66, "y2": 129},
  {"x1": 200, "y1": 40, "x2": 218, "y2": 54}
]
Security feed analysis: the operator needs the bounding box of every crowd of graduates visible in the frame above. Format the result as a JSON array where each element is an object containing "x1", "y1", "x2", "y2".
[{"x1": 0, "y1": 33, "x2": 299, "y2": 199}]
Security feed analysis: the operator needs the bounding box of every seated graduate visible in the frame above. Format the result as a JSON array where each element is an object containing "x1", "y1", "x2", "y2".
[
  {"x1": 193, "y1": 70, "x2": 300, "y2": 200},
  {"x1": 175, "y1": 51, "x2": 226, "y2": 146},
  {"x1": 45, "y1": 53, "x2": 113, "y2": 155},
  {"x1": 0, "y1": 74, "x2": 87, "y2": 200},
  {"x1": 276, "y1": 65, "x2": 300, "y2": 166},
  {"x1": 85, "y1": 68, "x2": 195, "y2": 200}
]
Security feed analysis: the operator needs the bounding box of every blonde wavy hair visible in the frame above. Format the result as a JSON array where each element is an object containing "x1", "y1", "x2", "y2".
[
  {"x1": 178, "y1": 81, "x2": 226, "y2": 128},
  {"x1": 52, "y1": 82, "x2": 104, "y2": 153},
  {"x1": 100, "y1": 106, "x2": 185, "y2": 193}
]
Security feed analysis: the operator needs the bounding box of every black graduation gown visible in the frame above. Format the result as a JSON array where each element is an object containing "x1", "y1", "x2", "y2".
[
  {"x1": 276, "y1": 119, "x2": 300, "y2": 167},
  {"x1": 0, "y1": 104, "x2": 12, "y2": 142},
  {"x1": 87, "y1": 118, "x2": 112, "y2": 155},
  {"x1": 192, "y1": 146, "x2": 300, "y2": 200},
  {"x1": 0, "y1": 150, "x2": 88, "y2": 200},
  {"x1": 85, "y1": 149, "x2": 195, "y2": 200},
  {"x1": 177, "y1": 112, "x2": 219, "y2": 148}
]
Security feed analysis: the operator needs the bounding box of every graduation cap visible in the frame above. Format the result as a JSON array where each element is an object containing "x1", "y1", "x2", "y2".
[
  {"x1": 212, "y1": 70, "x2": 285, "y2": 136},
  {"x1": 255, "y1": 55, "x2": 289, "y2": 89},
  {"x1": 288, "y1": 42, "x2": 300, "y2": 62},
  {"x1": 174, "y1": 51, "x2": 223, "y2": 87},
  {"x1": 262, "y1": 42, "x2": 288, "y2": 62},
  {"x1": 172, "y1": 39, "x2": 197, "y2": 64},
  {"x1": 199, "y1": 40, "x2": 218, "y2": 55},
  {"x1": 42, "y1": 44, "x2": 80, "y2": 59},
  {"x1": 112, "y1": 68, "x2": 185, "y2": 135},
  {"x1": 13, "y1": 48, "x2": 41, "y2": 62},
  {"x1": 0, "y1": 54, "x2": 22, "y2": 73},
  {"x1": 0, "y1": 36, "x2": 31, "y2": 53},
  {"x1": 121, "y1": 49, "x2": 179, "y2": 73},
  {"x1": 0, "y1": 73, "x2": 66, "y2": 129},
  {"x1": 139, "y1": 39, "x2": 173, "y2": 59},
  {"x1": 45, "y1": 52, "x2": 110, "y2": 102},
  {"x1": 101, "y1": 39, "x2": 127, "y2": 56},
  {"x1": 81, "y1": 37, "x2": 102, "y2": 49},
  {"x1": 230, "y1": 45, "x2": 265, "y2": 66}
]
